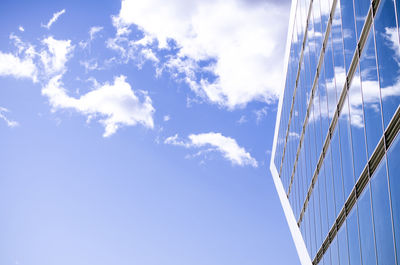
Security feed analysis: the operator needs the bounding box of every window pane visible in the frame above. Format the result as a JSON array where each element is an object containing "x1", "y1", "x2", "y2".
[
  {"x1": 319, "y1": 162, "x2": 329, "y2": 237},
  {"x1": 374, "y1": 0, "x2": 400, "y2": 129},
  {"x1": 312, "y1": 0, "x2": 324, "y2": 59},
  {"x1": 339, "y1": 0, "x2": 357, "y2": 71},
  {"x1": 359, "y1": 28, "x2": 384, "y2": 158},
  {"x1": 324, "y1": 34, "x2": 336, "y2": 123},
  {"x1": 387, "y1": 133, "x2": 400, "y2": 261},
  {"x1": 314, "y1": 177, "x2": 323, "y2": 251},
  {"x1": 347, "y1": 206, "x2": 362, "y2": 265},
  {"x1": 330, "y1": 236, "x2": 339, "y2": 265},
  {"x1": 353, "y1": 0, "x2": 371, "y2": 39},
  {"x1": 337, "y1": 224, "x2": 349, "y2": 265},
  {"x1": 338, "y1": 95, "x2": 355, "y2": 198},
  {"x1": 348, "y1": 65, "x2": 368, "y2": 179},
  {"x1": 371, "y1": 158, "x2": 396, "y2": 265},
  {"x1": 331, "y1": 2, "x2": 346, "y2": 96},
  {"x1": 330, "y1": 127, "x2": 344, "y2": 215},
  {"x1": 319, "y1": 0, "x2": 330, "y2": 34},
  {"x1": 310, "y1": 193, "x2": 317, "y2": 257},
  {"x1": 358, "y1": 184, "x2": 377, "y2": 265},
  {"x1": 318, "y1": 62, "x2": 330, "y2": 138},
  {"x1": 324, "y1": 146, "x2": 336, "y2": 227}
]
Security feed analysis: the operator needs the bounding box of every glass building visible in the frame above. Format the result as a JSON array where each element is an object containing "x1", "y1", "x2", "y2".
[{"x1": 270, "y1": 0, "x2": 400, "y2": 264}]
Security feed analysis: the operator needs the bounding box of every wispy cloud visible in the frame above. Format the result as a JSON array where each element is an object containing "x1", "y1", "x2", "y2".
[
  {"x1": 237, "y1": 115, "x2": 247, "y2": 124},
  {"x1": 79, "y1": 26, "x2": 104, "y2": 51},
  {"x1": 165, "y1": 132, "x2": 258, "y2": 167},
  {"x1": 42, "y1": 9, "x2": 66, "y2": 29},
  {"x1": 254, "y1": 107, "x2": 267, "y2": 124},
  {"x1": 18, "y1": 26, "x2": 24, "y2": 32},
  {"x1": 80, "y1": 59, "x2": 100, "y2": 72},
  {"x1": 0, "y1": 107, "x2": 19, "y2": 128},
  {"x1": 89, "y1": 26, "x2": 103, "y2": 40}
]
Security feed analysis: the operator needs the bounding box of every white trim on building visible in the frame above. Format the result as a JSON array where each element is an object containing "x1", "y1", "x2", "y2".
[{"x1": 269, "y1": 0, "x2": 312, "y2": 264}]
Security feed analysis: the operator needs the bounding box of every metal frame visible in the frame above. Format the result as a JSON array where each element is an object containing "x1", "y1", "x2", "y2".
[{"x1": 313, "y1": 105, "x2": 400, "y2": 264}]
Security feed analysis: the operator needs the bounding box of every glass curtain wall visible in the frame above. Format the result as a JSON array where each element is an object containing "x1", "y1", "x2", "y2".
[{"x1": 273, "y1": 0, "x2": 400, "y2": 264}]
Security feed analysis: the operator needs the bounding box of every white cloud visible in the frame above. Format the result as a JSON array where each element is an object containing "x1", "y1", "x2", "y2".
[
  {"x1": 164, "y1": 132, "x2": 258, "y2": 167},
  {"x1": 0, "y1": 107, "x2": 19, "y2": 128},
  {"x1": 0, "y1": 34, "x2": 37, "y2": 81},
  {"x1": 40, "y1": 37, "x2": 74, "y2": 76},
  {"x1": 89, "y1": 26, "x2": 103, "y2": 40},
  {"x1": 163, "y1": 115, "x2": 170, "y2": 122},
  {"x1": 0, "y1": 32, "x2": 155, "y2": 137},
  {"x1": 42, "y1": 9, "x2": 66, "y2": 29},
  {"x1": 113, "y1": 0, "x2": 290, "y2": 109},
  {"x1": 0, "y1": 51, "x2": 37, "y2": 81},
  {"x1": 42, "y1": 75, "x2": 155, "y2": 137},
  {"x1": 18, "y1": 26, "x2": 24, "y2": 32}
]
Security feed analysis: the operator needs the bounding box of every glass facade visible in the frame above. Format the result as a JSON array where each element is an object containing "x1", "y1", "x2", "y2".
[{"x1": 271, "y1": 0, "x2": 400, "y2": 264}]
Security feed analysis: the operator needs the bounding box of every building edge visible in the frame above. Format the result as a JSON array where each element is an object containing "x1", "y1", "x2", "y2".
[
  {"x1": 269, "y1": 0, "x2": 312, "y2": 264},
  {"x1": 270, "y1": 163, "x2": 312, "y2": 265}
]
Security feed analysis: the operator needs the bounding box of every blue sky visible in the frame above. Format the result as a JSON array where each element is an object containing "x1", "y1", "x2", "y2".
[{"x1": 0, "y1": 0, "x2": 300, "y2": 264}]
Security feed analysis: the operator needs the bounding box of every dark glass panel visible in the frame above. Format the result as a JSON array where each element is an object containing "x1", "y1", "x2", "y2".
[
  {"x1": 374, "y1": 0, "x2": 400, "y2": 129},
  {"x1": 371, "y1": 159, "x2": 396, "y2": 265},
  {"x1": 338, "y1": 96, "x2": 355, "y2": 198},
  {"x1": 319, "y1": 162, "x2": 329, "y2": 238},
  {"x1": 314, "y1": 177, "x2": 323, "y2": 251},
  {"x1": 324, "y1": 146, "x2": 336, "y2": 227},
  {"x1": 310, "y1": 193, "x2": 317, "y2": 257},
  {"x1": 386, "y1": 133, "x2": 400, "y2": 262},
  {"x1": 295, "y1": 1, "x2": 304, "y2": 60},
  {"x1": 324, "y1": 34, "x2": 337, "y2": 123},
  {"x1": 339, "y1": 0, "x2": 357, "y2": 71},
  {"x1": 306, "y1": 206, "x2": 313, "y2": 258},
  {"x1": 330, "y1": 127, "x2": 345, "y2": 215},
  {"x1": 317, "y1": 62, "x2": 330, "y2": 138},
  {"x1": 307, "y1": 11, "x2": 317, "y2": 84},
  {"x1": 359, "y1": 28, "x2": 384, "y2": 158},
  {"x1": 358, "y1": 184, "x2": 377, "y2": 265},
  {"x1": 348, "y1": 64, "x2": 368, "y2": 179},
  {"x1": 313, "y1": 101, "x2": 323, "y2": 162},
  {"x1": 319, "y1": 0, "x2": 331, "y2": 34},
  {"x1": 330, "y1": 236, "x2": 339, "y2": 265},
  {"x1": 299, "y1": 147, "x2": 306, "y2": 211},
  {"x1": 312, "y1": 0, "x2": 324, "y2": 59},
  {"x1": 353, "y1": 0, "x2": 371, "y2": 39},
  {"x1": 293, "y1": 171, "x2": 299, "y2": 217},
  {"x1": 338, "y1": 224, "x2": 350, "y2": 265},
  {"x1": 301, "y1": 58, "x2": 308, "y2": 127},
  {"x1": 309, "y1": 105, "x2": 318, "y2": 173},
  {"x1": 347, "y1": 206, "x2": 362, "y2": 265},
  {"x1": 331, "y1": 2, "x2": 346, "y2": 96},
  {"x1": 305, "y1": 125, "x2": 313, "y2": 186}
]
